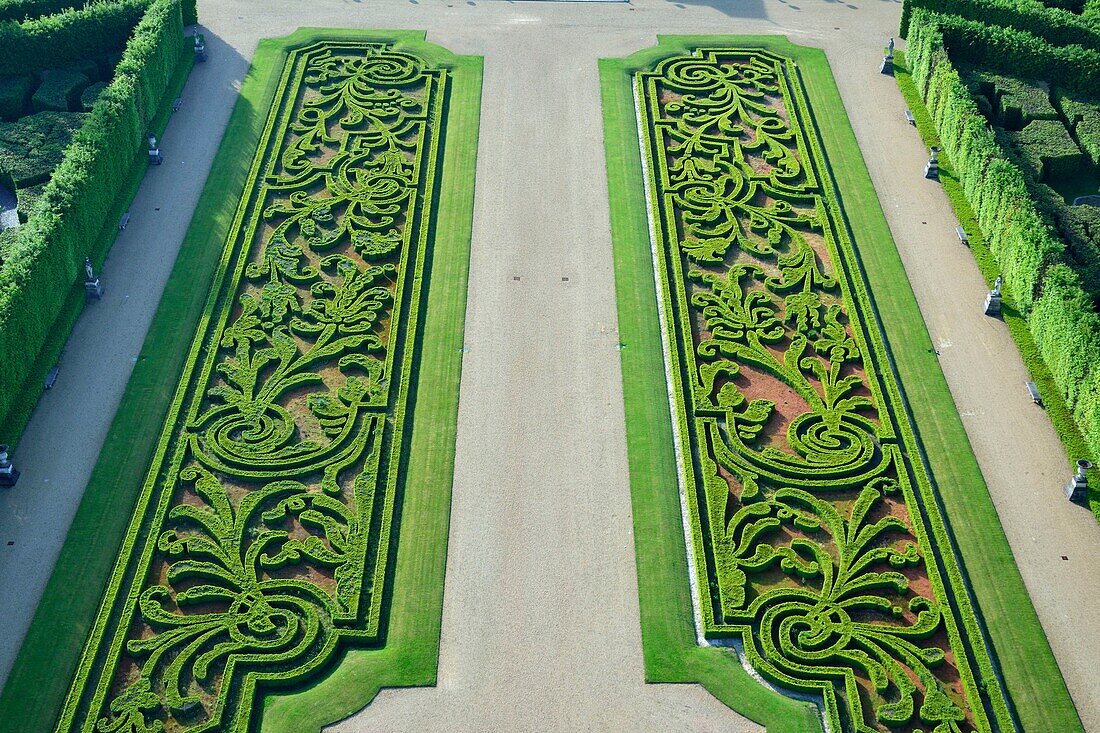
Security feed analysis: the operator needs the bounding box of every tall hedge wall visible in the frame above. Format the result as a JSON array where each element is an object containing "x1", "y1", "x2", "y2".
[
  {"x1": 0, "y1": 0, "x2": 83, "y2": 23},
  {"x1": 901, "y1": 0, "x2": 1100, "y2": 52},
  {"x1": 0, "y1": 0, "x2": 196, "y2": 26},
  {"x1": 907, "y1": 6, "x2": 1100, "y2": 464},
  {"x1": 0, "y1": 0, "x2": 188, "y2": 433},
  {"x1": 0, "y1": 0, "x2": 149, "y2": 76}
]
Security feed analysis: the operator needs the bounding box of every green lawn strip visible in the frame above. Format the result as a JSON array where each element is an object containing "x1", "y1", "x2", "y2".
[
  {"x1": 0, "y1": 43, "x2": 194, "y2": 449},
  {"x1": 892, "y1": 50, "x2": 1083, "y2": 731},
  {"x1": 0, "y1": 28, "x2": 479, "y2": 733},
  {"x1": 600, "y1": 44, "x2": 822, "y2": 733},
  {"x1": 257, "y1": 38, "x2": 483, "y2": 733},
  {"x1": 895, "y1": 50, "x2": 1099, "y2": 522},
  {"x1": 603, "y1": 33, "x2": 1077, "y2": 732}
]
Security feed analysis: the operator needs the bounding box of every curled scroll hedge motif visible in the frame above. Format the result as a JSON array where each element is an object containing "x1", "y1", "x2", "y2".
[
  {"x1": 57, "y1": 41, "x2": 448, "y2": 733},
  {"x1": 636, "y1": 49, "x2": 1016, "y2": 732}
]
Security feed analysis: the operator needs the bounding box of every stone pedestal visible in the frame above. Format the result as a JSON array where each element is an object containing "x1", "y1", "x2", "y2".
[
  {"x1": 149, "y1": 148, "x2": 163, "y2": 166},
  {"x1": 0, "y1": 444, "x2": 18, "y2": 488},
  {"x1": 983, "y1": 291, "x2": 1001, "y2": 316},
  {"x1": 1065, "y1": 460, "x2": 1092, "y2": 503},
  {"x1": 924, "y1": 160, "x2": 939, "y2": 180},
  {"x1": 85, "y1": 277, "x2": 104, "y2": 299},
  {"x1": 880, "y1": 55, "x2": 894, "y2": 75}
]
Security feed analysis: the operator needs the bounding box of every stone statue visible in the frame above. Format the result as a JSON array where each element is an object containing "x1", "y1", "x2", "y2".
[
  {"x1": 886, "y1": 38, "x2": 894, "y2": 58},
  {"x1": 992, "y1": 274, "x2": 1002, "y2": 297},
  {"x1": 85, "y1": 257, "x2": 95, "y2": 282}
]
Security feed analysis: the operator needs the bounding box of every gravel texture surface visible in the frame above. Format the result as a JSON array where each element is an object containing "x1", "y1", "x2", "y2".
[{"x1": 0, "y1": 0, "x2": 1096, "y2": 730}]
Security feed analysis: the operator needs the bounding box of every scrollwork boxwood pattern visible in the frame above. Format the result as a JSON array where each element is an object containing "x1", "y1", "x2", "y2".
[
  {"x1": 636, "y1": 48, "x2": 1015, "y2": 732},
  {"x1": 57, "y1": 41, "x2": 448, "y2": 733}
]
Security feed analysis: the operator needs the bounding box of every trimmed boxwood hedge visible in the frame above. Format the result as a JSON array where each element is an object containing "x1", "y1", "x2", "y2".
[
  {"x1": 31, "y1": 70, "x2": 89, "y2": 112},
  {"x1": 0, "y1": 0, "x2": 189, "y2": 441},
  {"x1": 0, "y1": 72, "x2": 30, "y2": 119},
  {"x1": 0, "y1": 109, "x2": 83, "y2": 189}
]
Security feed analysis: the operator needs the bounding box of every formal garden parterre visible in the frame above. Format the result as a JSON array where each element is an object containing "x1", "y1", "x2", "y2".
[
  {"x1": 0, "y1": 31, "x2": 481, "y2": 733},
  {"x1": 604, "y1": 35, "x2": 1082, "y2": 733}
]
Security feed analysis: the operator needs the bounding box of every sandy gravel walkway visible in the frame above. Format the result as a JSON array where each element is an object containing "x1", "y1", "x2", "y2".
[{"x1": 1, "y1": 0, "x2": 1097, "y2": 729}]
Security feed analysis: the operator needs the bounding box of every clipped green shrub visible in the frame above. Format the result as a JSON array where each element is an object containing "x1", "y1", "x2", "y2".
[
  {"x1": 0, "y1": 110, "x2": 83, "y2": 189},
  {"x1": 0, "y1": 73, "x2": 31, "y2": 119},
  {"x1": 31, "y1": 70, "x2": 89, "y2": 112},
  {"x1": 1004, "y1": 120, "x2": 1087, "y2": 181},
  {"x1": 1055, "y1": 87, "x2": 1100, "y2": 167},
  {"x1": 0, "y1": 0, "x2": 187, "y2": 435},
  {"x1": 80, "y1": 80, "x2": 107, "y2": 111}
]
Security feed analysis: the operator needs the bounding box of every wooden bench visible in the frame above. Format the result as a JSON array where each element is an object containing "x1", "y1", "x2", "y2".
[
  {"x1": 44, "y1": 366, "x2": 59, "y2": 390},
  {"x1": 119, "y1": 212, "x2": 130, "y2": 230},
  {"x1": 1026, "y1": 381, "x2": 1042, "y2": 405},
  {"x1": 905, "y1": 109, "x2": 915, "y2": 125},
  {"x1": 955, "y1": 226, "x2": 969, "y2": 244}
]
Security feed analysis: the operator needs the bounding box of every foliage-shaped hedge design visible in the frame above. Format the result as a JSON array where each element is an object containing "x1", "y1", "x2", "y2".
[
  {"x1": 636, "y1": 48, "x2": 1016, "y2": 732},
  {"x1": 56, "y1": 40, "x2": 448, "y2": 732}
]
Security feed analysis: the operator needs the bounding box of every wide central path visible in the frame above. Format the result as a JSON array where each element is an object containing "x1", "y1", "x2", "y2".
[{"x1": 3, "y1": 0, "x2": 1098, "y2": 730}]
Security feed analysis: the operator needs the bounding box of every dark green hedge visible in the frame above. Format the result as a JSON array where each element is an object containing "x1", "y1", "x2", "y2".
[
  {"x1": 0, "y1": 0, "x2": 187, "y2": 433},
  {"x1": 31, "y1": 70, "x2": 89, "y2": 112},
  {"x1": 0, "y1": 110, "x2": 83, "y2": 189},
  {"x1": 901, "y1": 0, "x2": 1100, "y2": 52},
  {"x1": 0, "y1": 73, "x2": 31, "y2": 119},
  {"x1": 0, "y1": 0, "x2": 148, "y2": 76},
  {"x1": 922, "y1": 11, "x2": 1100, "y2": 93},
  {"x1": 80, "y1": 80, "x2": 107, "y2": 111},
  {"x1": 0, "y1": 0, "x2": 83, "y2": 23},
  {"x1": 1030, "y1": 264, "x2": 1100, "y2": 410}
]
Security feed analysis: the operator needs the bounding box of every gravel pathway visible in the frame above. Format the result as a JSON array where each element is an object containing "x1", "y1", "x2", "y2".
[{"x1": 0, "y1": 0, "x2": 1095, "y2": 730}]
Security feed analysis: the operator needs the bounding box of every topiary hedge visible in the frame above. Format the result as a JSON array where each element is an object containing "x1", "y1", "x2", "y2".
[
  {"x1": 0, "y1": 109, "x2": 83, "y2": 189},
  {"x1": 0, "y1": 0, "x2": 189, "y2": 439},
  {"x1": 31, "y1": 69, "x2": 89, "y2": 112}
]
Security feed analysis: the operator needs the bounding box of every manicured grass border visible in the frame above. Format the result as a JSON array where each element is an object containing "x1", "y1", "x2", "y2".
[
  {"x1": 894, "y1": 50, "x2": 1099, "y2": 522},
  {"x1": 602, "y1": 34, "x2": 1080, "y2": 733},
  {"x1": 0, "y1": 28, "x2": 480, "y2": 733}
]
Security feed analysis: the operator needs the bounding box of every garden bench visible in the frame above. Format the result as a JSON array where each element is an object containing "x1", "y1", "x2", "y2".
[
  {"x1": 955, "y1": 226, "x2": 969, "y2": 243},
  {"x1": 119, "y1": 212, "x2": 130, "y2": 230},
  {"x1": 44, "y1": 366, "x2": 59, "y2": 390},
  {"x1": 905, "y1": 109, "x2": 915, "y2": 125},
  {"x1": 1026, "y1": 381, "x2": 1042, "y2": 405}
]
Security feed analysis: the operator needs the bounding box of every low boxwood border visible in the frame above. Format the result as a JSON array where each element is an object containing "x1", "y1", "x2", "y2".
[
  {"x1": 602, "y1": 34, "x2": 1080, "y2": 733},
  {"x1": 0, "y1": 28, "x2": 480, "y2": 733}
]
